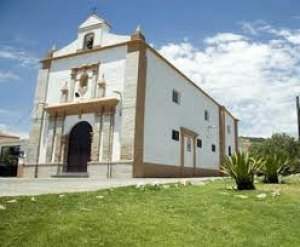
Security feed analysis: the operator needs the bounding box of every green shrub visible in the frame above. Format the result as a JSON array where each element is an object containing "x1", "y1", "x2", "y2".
[
  {"x1": 260, "y1": 154, "x2": 290, "y2": 184},
  {"x1": 221, "y1": 152, "x2": 262, "y2": 190}
]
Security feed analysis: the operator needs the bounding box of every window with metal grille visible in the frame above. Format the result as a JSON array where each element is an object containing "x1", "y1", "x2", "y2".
[
  {"x1": 205, "y1": 110, "x2": 209, "y2": 121},
  {"x1": 172, "y1": 90, "x2": 180, "y2": 104},
  {"x1": 197, "y1": 139, "x2": 202, "y2": 148},
  {"x1": 172, "y1": 130, "x2": 179, "y2": 141}
]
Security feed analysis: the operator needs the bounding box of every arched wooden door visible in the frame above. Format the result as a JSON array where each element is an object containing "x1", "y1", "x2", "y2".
[{"x1": 67, "y1": 121, "x2": 92, "y2": 173}]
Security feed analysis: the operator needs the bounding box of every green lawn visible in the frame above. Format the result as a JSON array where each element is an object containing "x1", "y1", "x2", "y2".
[{"x1": 1, "y1": 178, "x2": 300, "y2": 247}]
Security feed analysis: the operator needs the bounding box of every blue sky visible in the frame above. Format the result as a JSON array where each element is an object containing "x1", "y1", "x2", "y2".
[{"x1": 1, "y1": 0, "x2": 300, "y2": 137}]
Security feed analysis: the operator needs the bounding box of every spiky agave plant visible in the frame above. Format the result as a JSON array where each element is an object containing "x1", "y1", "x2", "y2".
[
  {"x1": 261, "y1": 154, "x2": 289, "y2": 184},
  {"x1": 221, "y1": 152, "x2": 263, "y2": 190}
]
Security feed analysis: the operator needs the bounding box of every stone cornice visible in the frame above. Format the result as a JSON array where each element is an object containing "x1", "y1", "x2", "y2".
[
  {"x1": 41, "y1": 42, "x2": 129, "y2": 63},
  {"x1": 44, "y1": 97, "x2": 119, "y2": 116}
]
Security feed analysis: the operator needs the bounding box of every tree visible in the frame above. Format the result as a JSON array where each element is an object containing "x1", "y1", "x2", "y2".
[{"x1": 250, "y1": 134, "x2": 299, "y2": 158}]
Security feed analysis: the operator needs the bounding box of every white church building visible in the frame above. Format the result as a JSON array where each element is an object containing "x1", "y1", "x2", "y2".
[{"x1": 23, "y1": 14, "x2": 238, "y2": 178}]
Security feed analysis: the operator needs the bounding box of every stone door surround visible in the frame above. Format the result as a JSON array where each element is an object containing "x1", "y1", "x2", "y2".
[{"x1": 180, "y1": 127, "x2": 198, "y2": 177}]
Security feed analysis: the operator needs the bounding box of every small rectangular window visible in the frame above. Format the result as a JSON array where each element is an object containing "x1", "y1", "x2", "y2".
[
  {"x1": 228, "y1": 146, "x2": 232, "y2": 156},
  {"x1": 186, "y1": 138, "x2": 192, "y2": 152},
  {"x1": 172, "y1": 90, "x2": 180, "y2": 104},
  {"x1": 172, "y1": 130, "x2": 179, "y2": 141},
  {"x1": 205, "y1": 110, "x2": 209, "y2": 121},
  {"x1": 212, "y1": 144, "x2": 216, "y2": 152},
  {"x1": 197, "y1": 139, "x2": 202, "y2": 148}
]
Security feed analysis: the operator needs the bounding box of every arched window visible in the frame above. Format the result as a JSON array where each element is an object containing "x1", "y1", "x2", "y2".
[{"x1": 83, "y1": 33, "x2": 94, "y2": 50}]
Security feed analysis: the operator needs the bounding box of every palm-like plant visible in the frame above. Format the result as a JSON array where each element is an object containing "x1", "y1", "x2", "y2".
[
  {"x1": 221, "y1": 152, "x2": 263, "y2": 190},
  {"x1": 260, "y1": 154, "x2": 289, "y2": 184}
]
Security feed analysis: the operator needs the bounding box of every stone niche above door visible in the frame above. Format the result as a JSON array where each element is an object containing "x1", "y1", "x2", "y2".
[{"x1": 69, "y1": 63, "x2": 100, "y2": 101}]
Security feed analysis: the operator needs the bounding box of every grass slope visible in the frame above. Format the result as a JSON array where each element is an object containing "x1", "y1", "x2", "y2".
[{"x1": 1, "y1": 179, "x2": 300, "y2": 247}]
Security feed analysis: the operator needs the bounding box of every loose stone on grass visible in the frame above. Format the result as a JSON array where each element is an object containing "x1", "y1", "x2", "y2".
[
  {"x1": 192, "y1": 181, "x2": 206, "y2": 186},
  {"x1": 135, "y1": 183, "x2": 145, "y2": 189},
  {"x1": 80, "y1": 207, "x2": 92, "y2": 212},
  {"x1": 219, "y1": 191, "x2": 230, "y2": 196},
  {"x1": 96, "y1": 195, "x2": 104, "y2": 199},
  {"x1": 234, "y1": 195, "x2": 248, "y2": 199},
  {"x1": 272, "y1": 191, "x2": 280, "y2": 197},
  {"x1": 180, "y1": 179, "x2": 192, "y2": 186},
  {"x1": 151, "y1": 181, "x2": 160, "y2": 187},
  {"x1": 0, "y1": 204, "x2": 6, "y2": 210},
  {"x1": 162, "y1": 184, "x2": 170, "y2": 189},
  {"x1": 6, "y1": 199, "x2": 17, "y2": 204},
  {"x1": 256, "y1": 193, "x2": 267, "y2": 199},
  {"x1": 147, "y1": 181, "x2": 161, "y2": 190}
]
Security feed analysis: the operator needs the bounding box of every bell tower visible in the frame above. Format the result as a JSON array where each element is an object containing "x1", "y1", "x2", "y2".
[{"x1": 77, "y1": 14, "x2": 111, "y2": 50}]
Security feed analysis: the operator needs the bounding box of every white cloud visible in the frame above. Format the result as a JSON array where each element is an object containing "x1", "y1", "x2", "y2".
[
  {"x1": 240, "y1": 22, "x2": 258, "y2": 35},
  {"x1": 158, "y1": 25, "x2": 300, "y2": 137},
  {"x1": 205, "y1": 33, "x2": 247, "y2": 45},
  {"x1": 0, "y1": 71, "x2": 20, "y2": 82},
  {"x1": 0, "y1": 46, "x2": 38, "y2": 83},
  {"x1": 0, "y1": 46, "x2": 38, "y2": 67},
  {"x1": 274, "y1": 30, "x2": 300, "y2": 45},
  {"x1": 241, "y1": 21, "x2": 300, "y2": 45}
]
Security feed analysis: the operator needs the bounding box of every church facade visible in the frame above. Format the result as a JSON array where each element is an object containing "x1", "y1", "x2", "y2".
[{"x1": 23, "y1": 14, "x2": 238, "y2": 178}]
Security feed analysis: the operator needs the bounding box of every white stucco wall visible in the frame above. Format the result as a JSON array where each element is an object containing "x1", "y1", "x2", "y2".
[
  {"x1": 143, "y1": 49, "x2": 220, "y2": 170},
  {"x1": 224, "y1": 111, "x2": 236, "y2": 157},
  {"x1": 47, "y1": 45, "x2": 127, "y2": 104}
]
